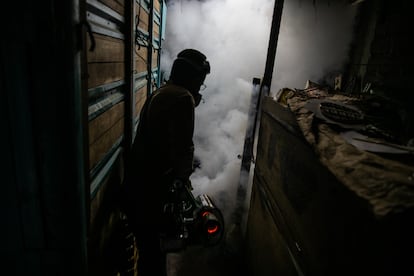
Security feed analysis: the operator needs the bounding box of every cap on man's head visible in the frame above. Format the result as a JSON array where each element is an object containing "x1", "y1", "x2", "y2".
[{"x1": 176, "y1": 48, "x2": 210, "y2": 75}]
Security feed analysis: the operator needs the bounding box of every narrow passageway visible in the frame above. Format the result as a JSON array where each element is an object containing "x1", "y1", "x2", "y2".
[{"x1": 167, "y1": 224, "x2": 247, "y2": 276}]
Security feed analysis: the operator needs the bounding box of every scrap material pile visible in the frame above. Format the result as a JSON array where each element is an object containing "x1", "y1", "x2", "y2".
[{"x1": 276, "y1": 81, "x2": 414, "y2": 217}]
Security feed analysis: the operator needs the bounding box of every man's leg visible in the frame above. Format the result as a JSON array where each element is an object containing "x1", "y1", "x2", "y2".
[{"x1": 136, "y1": 227, "x2": 167, "y2": 276}]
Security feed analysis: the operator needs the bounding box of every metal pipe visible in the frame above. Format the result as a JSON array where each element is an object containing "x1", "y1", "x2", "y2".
[
  {"x1": 262, "y1": 0, "x2": 284, "y2": 91},
  {"x1": 233, "y1": 77, "x2": 261, "y2": 227},
  {"x1": 232, "y1": 0, "x2": 285, "y2": 230}
]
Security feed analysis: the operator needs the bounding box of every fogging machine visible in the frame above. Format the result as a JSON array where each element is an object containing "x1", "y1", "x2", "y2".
[{"x1": 160, "y1": 181, "x2": 224, "y2": 252}]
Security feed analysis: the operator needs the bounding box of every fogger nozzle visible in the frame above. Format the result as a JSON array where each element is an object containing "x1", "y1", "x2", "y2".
[
  {"x1": 196, "y1": 194, "x2": 224, "y2": 245},
  {"x1": 201, "y1": 211, "x2": 220, "y2": 235}
]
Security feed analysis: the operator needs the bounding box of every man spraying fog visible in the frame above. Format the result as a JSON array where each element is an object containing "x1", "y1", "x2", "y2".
[{"x1": 122, "y1": 49, "x2": 211, "y2": 276}]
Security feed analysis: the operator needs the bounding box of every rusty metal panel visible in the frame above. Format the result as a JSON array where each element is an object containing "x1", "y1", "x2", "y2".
[
  {"x1": 245, "y1": 174, "x2": 299, "y2": 276},
  {"x1": 246, "y1": 97, "x2": 413, "y2": 275}
]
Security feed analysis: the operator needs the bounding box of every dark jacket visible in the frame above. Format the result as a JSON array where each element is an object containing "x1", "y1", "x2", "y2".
[{"x1": 123, "y1": 83, "x2": 196, "y2": 213}]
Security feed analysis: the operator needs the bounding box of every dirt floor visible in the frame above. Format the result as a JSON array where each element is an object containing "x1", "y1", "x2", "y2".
[{"x1": 167, "y1": 224, "x2": 248, "y2": 276}]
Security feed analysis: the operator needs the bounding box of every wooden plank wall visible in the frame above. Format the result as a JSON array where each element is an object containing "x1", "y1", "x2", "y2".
[
  {"x1": 87, "y1": 34, "x2": 125, "y2": 89},
  {"x1": 85, "y1": 0, "x2": 130, "y2": 275},
  {"x1": 132, "y1": 0, "x2": 164, "y2": 133},
  {"x1": 86, "y1": 0, "x2": 127, "y2": 267},
  {"x1": 84, "y1": 0, "x2": 165, "y2": 275},
  {"x1": 134, "y1": 83, "x2": 147, "y2": 118},
  {"x1": 87, "y1": 0, "x2": 126, "y2": 174},
  {"x1": 99, "y1": 0, "x2": 125, "y2": 14},
  {"x1": 134, "y1": 0, "x2": 150, "y2": 130},
  {"x1": 153, "y1": 0, "x2": 162, "y2": 86},
  {"x1": 88, "y1": 102, "x2": 125, "y2": 169}
]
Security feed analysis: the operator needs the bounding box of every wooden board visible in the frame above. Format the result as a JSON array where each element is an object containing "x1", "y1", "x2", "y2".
[
  {"x1": 89, "y1": 118, "x2": 124, "y2": 170},
  {"x1": 152, "y1": 49, "x2": 158, "y2": 69},
  {"x1": 136, "y1": 5, "x2": 149, "y2": 32},
  {"x1": 153, "y1": 22, "x2": 160, "y2": 38},
  {"x1": 87, "y1": 34, "x2": 124, "y2": 63},
  {"x1": 135, "y1": 46, "x2": 148, "y2": 74},
  {"x1": 89, "y1": 101, "x2": 124, "y2": 144},
  {"x1": 134, "y1": 86, "x2": 147, "y2": 117},
  {"x1": 89, "y1": 102, "x2": 125, "y2": 169},
  {"x1": 87, "y1": 33, "x2": 125, "y2": 89},
  {"x1": 98, "y1": 0, "x2": 125, "y2": 16},
  {"x1": 88, "y1": 154, "x2": 126, "y2": 275},
  {"x1": 154, "y1": 0, "x2": 161, "y2": 13},
  {"x1": 88, "y1": 62, "x2": 125, "y2": 89}
]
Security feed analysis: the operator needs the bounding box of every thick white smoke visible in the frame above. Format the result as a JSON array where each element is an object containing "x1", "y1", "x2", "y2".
[
  {"x1": 161, "y1": 0, "x2": 357, "y2": 225},
  {"x1": 272, "y1": 0, "x2": 357, "y2": 95}
]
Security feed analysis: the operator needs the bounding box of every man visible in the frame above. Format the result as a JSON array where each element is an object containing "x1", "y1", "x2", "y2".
[{"x1": 122, "y1": 49, "x2": 210, "y2": 275}]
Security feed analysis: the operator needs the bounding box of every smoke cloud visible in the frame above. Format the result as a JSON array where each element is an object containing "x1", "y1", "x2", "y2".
[
  {"x1": 272, "y1": 0, "x2": 357, "y2": 95},
  {"x1": 161, "y1": 0, "x2": 357, "y2": 226}
]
